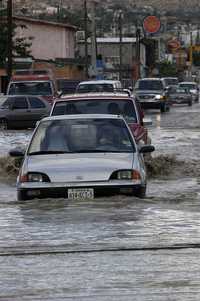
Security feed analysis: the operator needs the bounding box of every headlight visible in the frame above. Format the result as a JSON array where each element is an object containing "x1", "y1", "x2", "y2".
[
  {"x1": 117, "y1": 170, "x2": 132, "y2": 180},
  {"x1": 19, "y1": 172, "x2": 50, "y2": 183},
  {"x1": 111, "y1": 170, "x2": 141, "y2": 181},
  {"x1": 155, "y1": 95, "x2": 165, "y2": 100},
  {"x1": 28, "y1": 173, "x2": 44, "y2": 182}
]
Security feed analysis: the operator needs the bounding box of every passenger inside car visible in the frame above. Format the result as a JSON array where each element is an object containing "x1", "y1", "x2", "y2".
[
  {"x1": 41, "y1": 124, "x2": 69, "y2": 152},
  {"x1": 107, "y1": 102, "x2": 121, "y2": 115}
]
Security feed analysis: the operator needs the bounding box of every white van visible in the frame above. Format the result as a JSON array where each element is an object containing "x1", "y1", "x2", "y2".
[{"x1": 75, "y1": 80, "x2": 122, "y2": 93}]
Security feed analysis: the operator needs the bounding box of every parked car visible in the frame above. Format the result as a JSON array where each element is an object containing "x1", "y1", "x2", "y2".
[
  {"x1": 0, "y1": 95, "x2": 51, "y2": 129},
  {"x1": 50, "y1": 93, "x2": 151, "y2": 145},
  {"x1": 9, "y1": 114, "x2": 155, "y2": 200},
  {"x1": 134, "y1": 78, "x2": 170, "y2": 113},
  {"x1": 179, "y1": 82, "x2": 199, "y2": 102},
  {"x1": 168, "y1": 86, "x2": 193, "y2": 106},
  {"x1": 75, "y1": 80, "x2": 122, "y2": 93}
]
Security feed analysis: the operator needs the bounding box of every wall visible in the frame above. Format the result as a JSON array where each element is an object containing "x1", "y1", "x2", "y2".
[{"x1": 15, "y1": 20, "x2": 75, "y2": 60}]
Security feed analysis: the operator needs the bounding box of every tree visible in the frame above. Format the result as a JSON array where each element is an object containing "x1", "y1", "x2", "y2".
[
  {"x1": 0, "y1": 11, "x2": 33, "y2": 68},
  {"x1": 157, "y1": 61, "x2": 178, "y2": 77}
]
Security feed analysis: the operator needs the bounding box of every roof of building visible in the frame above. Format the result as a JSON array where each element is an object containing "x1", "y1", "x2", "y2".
[
  {"x1": 14, "y1": 16, "x2": 76, "y2": 31},
  {"x1": 77, "y1": 37, "x2": 137, "y2": 44}
]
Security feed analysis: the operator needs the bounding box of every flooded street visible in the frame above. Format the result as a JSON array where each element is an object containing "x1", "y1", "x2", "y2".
[{"x1": 1, "y1": 103, "x2": 200, "y2": 300}]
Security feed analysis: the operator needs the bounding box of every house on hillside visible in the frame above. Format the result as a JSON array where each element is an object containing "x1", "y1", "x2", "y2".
[{"x1": 14, "y1": 16, "x2": 76, "y2": 60}]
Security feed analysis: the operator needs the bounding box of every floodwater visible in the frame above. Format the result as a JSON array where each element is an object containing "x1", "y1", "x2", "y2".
[{"x1": 1, "y1": 103, "x2": 200, "y2": 300}]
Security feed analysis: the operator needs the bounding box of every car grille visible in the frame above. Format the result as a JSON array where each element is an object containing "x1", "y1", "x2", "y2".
[{"x1": 138, "y1": 95, "x2": 155, "y2": 100}]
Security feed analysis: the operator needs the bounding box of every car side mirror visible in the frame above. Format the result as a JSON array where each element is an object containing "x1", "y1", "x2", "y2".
[
  {"x1": 57, "y1": 90, "x2": 63, "y2": 98},
  {"x1": 9, "y1": 148, "x2": 25, "y2": 157},
  {"x1": 139, "y1": 145, "x2": 155, "y2": 153}
]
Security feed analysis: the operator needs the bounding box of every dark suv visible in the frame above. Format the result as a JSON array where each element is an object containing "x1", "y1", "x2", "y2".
[
  {"x1": 134, "y1": 78, "x2": 170, "y2": 113},
  {"x1": 50, "y1": 93, "x2": 151, "y2": 145}
]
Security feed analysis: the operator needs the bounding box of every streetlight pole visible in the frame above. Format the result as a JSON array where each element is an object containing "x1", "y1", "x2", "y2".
[
  {"x1": 119, "y1": 10, "x2": 123, "y2": 82},
  {"x1": 136, "y1": 27, "x2": 141, "y2": 79},
  {"x1": 84, "y1": 0, "x2": 88, "y2": 78},
  {"x1": 7, "y1": 0, "x2": 13, "y2": 81},
  {"x1": 90, "y1": 0, "x2": 97, "y2": 78}
]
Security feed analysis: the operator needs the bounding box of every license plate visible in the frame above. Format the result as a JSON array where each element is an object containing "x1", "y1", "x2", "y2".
[{"x1": 68, "y1": 188, "x2": 94, "y2": 200}]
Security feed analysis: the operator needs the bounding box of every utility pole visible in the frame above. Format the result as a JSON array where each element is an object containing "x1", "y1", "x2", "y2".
[
  {"x1": 136, "y1": 27, "x2": 141, "y2": 79},
  {"x1": 84, "y1": 0, "x2": 88, "y2": 78},
  {"x1": 90, "y1": 0, "x2": 97, "y2": 78},
  {"x1": 119, "y1": 10, "x2": 123, "y2": 82},
  {"x1": 7, "y1": 0, "x2": 13, "y2": 81}
]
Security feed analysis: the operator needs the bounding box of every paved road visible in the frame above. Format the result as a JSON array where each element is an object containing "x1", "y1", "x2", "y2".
[{"x1": 1, "y1": 103, "x2": 200, "y2": 300}]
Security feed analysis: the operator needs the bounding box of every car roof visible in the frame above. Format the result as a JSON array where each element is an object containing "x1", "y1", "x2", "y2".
[
  {"x1": 42, "y1": 114, "x2": 124, "y2": 122},
  {"x1": 138, "y1": 78, "x2": 162, "y2": 81},
  {"x1": 57, "y1": 92, "x2": 133, "y2": 101},
  {"x1": 1, "y1": 95, "x2": 43, "y2": 98},
  {"x1": 179, "y1": 81, "x2": 197, "y2": 84},
  {"x1": 77, "y1": 80, "x2": 121, "y2": 85},
  {"x1": 161, "y1": 77, "x2": 178, "y2": 79}
]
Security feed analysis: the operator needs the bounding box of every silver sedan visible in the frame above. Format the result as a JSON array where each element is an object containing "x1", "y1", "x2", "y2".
[{"x1": 10, "y1": 114, "x2": 154, "y2": 200}]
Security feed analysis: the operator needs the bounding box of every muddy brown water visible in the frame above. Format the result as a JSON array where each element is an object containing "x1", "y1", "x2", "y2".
[{"x1": 1, "y1": 103, "x2": 200, "y2": 300}]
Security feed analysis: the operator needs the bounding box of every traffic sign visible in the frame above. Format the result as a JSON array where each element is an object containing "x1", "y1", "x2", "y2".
[{"x1": 143, "y1": 16, "x2": 161, "y2": 34}]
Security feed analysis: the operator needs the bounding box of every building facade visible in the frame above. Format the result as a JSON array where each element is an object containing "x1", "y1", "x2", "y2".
[{"x1": 14, "y1": 16, "x2": 76, "y2": 60}]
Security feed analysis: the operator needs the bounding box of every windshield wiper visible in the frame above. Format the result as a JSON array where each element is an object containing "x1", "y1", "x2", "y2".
[{"x1": 29, "y1": 150, "x2": 71, "y2": 155}]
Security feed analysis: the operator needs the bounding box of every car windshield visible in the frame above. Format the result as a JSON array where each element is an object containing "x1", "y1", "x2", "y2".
[
  {"x1": 76, "y1": 83, "x2": 114, "y2": 93},
  {"x1": 28, "y1": 118, "x2": 135, "y2": 154},
  {"x1": 8, "y1": 81, "x2": 53, "y2": 96},
  {"x1": 175, "y1": 88, "x2": 188, "y2": 93},
  {"x1": 179, "y1": 83, "x2": 197, "y2": 90},
  {"x1": 136, "y1": 80, "x2": 163, "y2": 91},
  {"x1": 52, "y1": 99, "x2": 137, "y2": 123},
  {"x1": 164, "y1": 78, "x2": 178, "y2": 86}
]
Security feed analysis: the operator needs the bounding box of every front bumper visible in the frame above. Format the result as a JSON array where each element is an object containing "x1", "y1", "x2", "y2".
[
  {"x1": 171, "y1": 99, "x2": 189, "y2": 104},
  {"x1": 17, "y1": 180, "x2": 144, "y2": 200},
  {"x1": 139, "y1": 100, "x2": 163, "y2": 109}
]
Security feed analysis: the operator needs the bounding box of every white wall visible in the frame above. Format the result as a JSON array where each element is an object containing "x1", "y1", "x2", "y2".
[{"x1": 15, "y1": 20, "x2": 75, "y2": 60}]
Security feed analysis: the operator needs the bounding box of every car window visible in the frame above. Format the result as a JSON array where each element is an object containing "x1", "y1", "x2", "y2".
[
  {"x1": 136, "y1": 80, "x2": 164, "y2": 91},
  {"x1": 1, "y1": 97, "x2": 14, "y2": 108},
  {"x1": 8, "y1": 82, "x2": 53, "y2": 96},
  {"x1": 29, "y1": 97, "x2": 46, "y2": 108},
  {"x1": 76, "y1": 83, "x2": 114, "y2": 93},
  {"x1": 28, "y1": 118, "x2": 135, "y2": 154},
  {"x1": 175, "y1": 88, "x2": 188, "y2": 93},
  {"x1": 164, "y1": 78, "x2": 178, "y2": 86},
  {"x1": 52, "y1": 99, "x2": 138, "y2": 123},
  {"x1": 179, "y1": 84, "x2": 197, "y2": 90},
  {"x1": 13, "y1": 97, "x2": 28, "y2": 109}
]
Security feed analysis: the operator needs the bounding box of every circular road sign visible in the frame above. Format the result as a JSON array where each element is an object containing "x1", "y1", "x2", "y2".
[
  {"x1": 143, "y1": 15, "x2": 161, "y2": 34},
  {"x1": 167, "y1": 39, "x2": 181, "y2": 51}
]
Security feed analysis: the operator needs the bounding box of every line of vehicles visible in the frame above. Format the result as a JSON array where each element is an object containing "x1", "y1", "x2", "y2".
[{"x1": 3, "y1": 70, "x2": 199, "y2": 201}]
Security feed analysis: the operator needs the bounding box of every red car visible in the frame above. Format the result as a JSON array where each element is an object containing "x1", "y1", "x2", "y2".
[{"x1": 50, "y1": 93, "x2": 151, "y2": 145}]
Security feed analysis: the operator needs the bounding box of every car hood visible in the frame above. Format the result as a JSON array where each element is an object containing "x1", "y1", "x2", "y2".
[{"x1": 26, "y1": 153, "x2": 135, "y2": 182}]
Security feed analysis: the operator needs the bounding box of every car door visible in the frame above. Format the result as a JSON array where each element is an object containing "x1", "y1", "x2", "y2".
[
  {"x1": 7, "y1": 96, "x2": 30, "y2": 128},
  {"x1": 28, "y1": 96, "x2": 50, "y2": 126}
]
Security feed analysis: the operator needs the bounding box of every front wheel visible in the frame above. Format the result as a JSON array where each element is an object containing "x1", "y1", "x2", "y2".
[
  {"x1": 134, "y1": 185, "x2": 146, "y2": 198},
  {"x1": 160, "y1": 103, "x2": 166, "y2": 113},
  {"x1": 0, "y1": 118, "x2": 8, "y2": 130}
]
